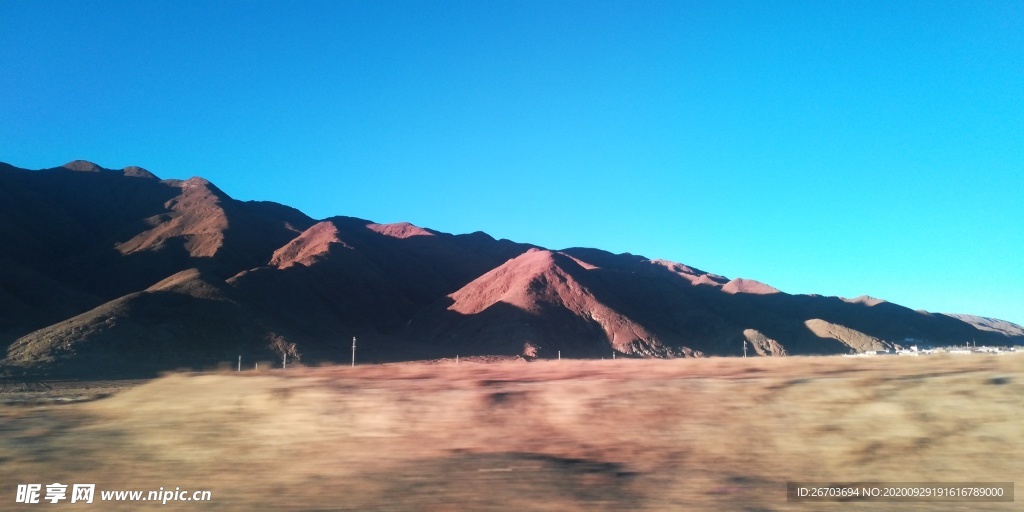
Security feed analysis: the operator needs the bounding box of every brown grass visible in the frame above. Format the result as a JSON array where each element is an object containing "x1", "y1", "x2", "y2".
[{"x1": 1, "y1": 354, "x2": 1021, "y2": 511}]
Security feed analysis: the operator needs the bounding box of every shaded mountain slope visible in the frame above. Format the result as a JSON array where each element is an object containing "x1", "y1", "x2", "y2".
[
  {"x1": 0, "y1": 258, "x2": 103, "y2": 343},
  {"x1": 4, "y1": 269, "x2": 279, "y2": 377}
]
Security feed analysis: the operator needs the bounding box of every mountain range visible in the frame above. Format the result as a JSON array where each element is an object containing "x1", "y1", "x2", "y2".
[{"x1": 2, "y1": 161, "x2": 1021, "y2": 378}]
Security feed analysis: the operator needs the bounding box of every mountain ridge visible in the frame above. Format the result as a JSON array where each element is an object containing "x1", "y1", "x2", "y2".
[{"x1": 1, "y1": 161, "x2": 1020, "y2": 378}]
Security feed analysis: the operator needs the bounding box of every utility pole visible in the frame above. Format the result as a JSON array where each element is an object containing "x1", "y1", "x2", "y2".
[{"x1": 351, "y1": 336, "x2": 357, "y2": 367}]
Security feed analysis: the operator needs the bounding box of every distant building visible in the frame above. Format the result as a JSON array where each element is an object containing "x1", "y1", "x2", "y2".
[{"x1": 862, "y1": 350, "x2": 895, "y2": 356}]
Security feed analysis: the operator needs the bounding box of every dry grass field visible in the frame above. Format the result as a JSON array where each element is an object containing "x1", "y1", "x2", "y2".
[{"x1": 1, "y1": 354, "x2": 1021, "y2": 511}]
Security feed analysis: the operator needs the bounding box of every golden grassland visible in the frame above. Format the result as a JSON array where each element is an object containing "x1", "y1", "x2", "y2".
[{"x1": 1, "y1": 354, "x2": 1021, "y2": 511}]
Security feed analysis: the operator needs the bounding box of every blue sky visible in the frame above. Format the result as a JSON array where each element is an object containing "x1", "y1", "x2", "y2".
[{"x1": 2, "y1": 1, "x2": 1022, "y2": 324}]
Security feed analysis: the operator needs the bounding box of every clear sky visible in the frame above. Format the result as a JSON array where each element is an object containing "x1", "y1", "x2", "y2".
[{"x1": 2, "y1": 1, "x2": 1022, "y2": 325}]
